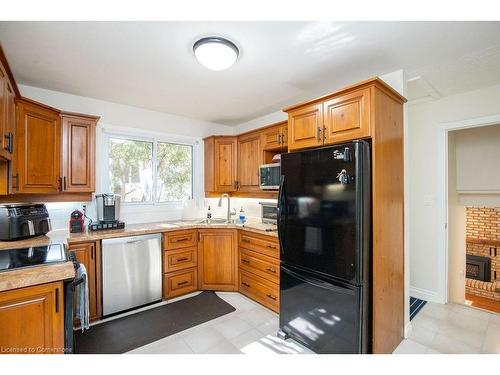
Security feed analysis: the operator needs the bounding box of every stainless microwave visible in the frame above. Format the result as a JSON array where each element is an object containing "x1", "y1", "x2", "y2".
[{"x1": 259, "y1": 163, "x2": 281, "y2": 190}]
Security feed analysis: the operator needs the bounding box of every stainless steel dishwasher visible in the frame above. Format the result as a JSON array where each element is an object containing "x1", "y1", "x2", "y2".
[{"x1": 101, "y1": 233, "x2": 162, "y2": 316}]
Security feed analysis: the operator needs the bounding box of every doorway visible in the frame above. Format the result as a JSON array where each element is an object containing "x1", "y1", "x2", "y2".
[{"x1": 446, "y1": 124, "x2": 500, "y2": 314}]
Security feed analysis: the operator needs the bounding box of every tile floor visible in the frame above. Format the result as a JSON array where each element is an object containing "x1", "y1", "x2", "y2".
[
  {"x1": 126, "y1": 292, "x2": 499, "y2": 354},
  {"x1": 127, "y1": 292, "x2": 314, "y2": 354},
  {"x1": 394, "y1": 301, "x2": 500, "y2": 354}
]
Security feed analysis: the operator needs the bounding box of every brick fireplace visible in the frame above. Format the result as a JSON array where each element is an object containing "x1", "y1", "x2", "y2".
[{"x1": 465, "y1": 207, "x2": 499, "y2": 302}]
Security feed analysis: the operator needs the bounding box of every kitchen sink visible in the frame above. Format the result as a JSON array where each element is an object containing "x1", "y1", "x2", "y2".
[{"x1": 197, "y1": 218, "x2": 235, "y2": 224}]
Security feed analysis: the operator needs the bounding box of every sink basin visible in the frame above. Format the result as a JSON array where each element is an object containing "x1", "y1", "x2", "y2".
[{"x1": 197, "y1": 218, "x2": 234, "y2": 224}]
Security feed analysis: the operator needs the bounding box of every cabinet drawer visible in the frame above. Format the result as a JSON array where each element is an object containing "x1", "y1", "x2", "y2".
[
  {"x1": 238, "y1": 231, "x2": 279, "y2": 259},
  {"x1": 163, "y1": 267, "x2": 197, "y2": 299},
  {"x1": 239, "y1": 248, "x2": 279, "y2": 284},
  {"x1": 164, "y1": 246, "x2": 197, "y2": 273},
  {"x1": 163, "y1": 229, "x2": 198, "y2": 250},
  {"x1": 239, "y1": 270, "x2": 279, "y2": 312}
]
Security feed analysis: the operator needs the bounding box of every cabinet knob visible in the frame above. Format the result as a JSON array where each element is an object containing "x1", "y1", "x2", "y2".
[
  {"x1": 242, "y1": 281, "x2": 251, "y2": 287},
  {"x1": 266, "y1": 294, "x2": 277, "y2": 301}
]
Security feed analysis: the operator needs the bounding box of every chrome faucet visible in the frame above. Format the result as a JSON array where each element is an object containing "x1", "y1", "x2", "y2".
[{"x1": 218, "y1": 193, "x2": 236, "y2": 223}]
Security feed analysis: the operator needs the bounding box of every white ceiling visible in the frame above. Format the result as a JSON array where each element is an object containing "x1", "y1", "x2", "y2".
[{"x1": 1, "y1": 21, "x2": 500, "y2": 125}]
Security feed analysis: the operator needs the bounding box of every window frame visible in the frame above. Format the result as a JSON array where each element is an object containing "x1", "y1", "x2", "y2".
[{"x1": 102, "y1": 129, "x2": 199, "y2": 207}]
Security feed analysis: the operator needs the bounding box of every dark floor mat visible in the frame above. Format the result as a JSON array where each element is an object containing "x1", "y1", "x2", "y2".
[
  {"x1": 410, "y1": 296, "x2": 427, "y2": 320},
  {"x1": 74, "y1": 291, "x2": 235, "y2": 354}
]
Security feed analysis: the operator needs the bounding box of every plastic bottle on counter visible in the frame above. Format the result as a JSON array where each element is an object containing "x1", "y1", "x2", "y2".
[
  {"x1": 207, "y1": 205, "x2": 212, "y2": 223},
  {"x1": 239, "y1": 206, "x2": 246, "y2": 224}
]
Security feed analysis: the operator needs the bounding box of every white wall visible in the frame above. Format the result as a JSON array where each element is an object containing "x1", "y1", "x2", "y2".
[
  {"x1": 455, "y1": 124, "x2": 500, "y2": 193},
  {"x1": 234, "y1": 70, "x2": 406, "y2": 135},
  {"x1": 408, "y1": 82, "x2": 500, "y2": 303},
  {"x1": 447, "y1": 132, "x2": 466, "y2": 304},
  {"x1": 19, "y1": 84, "x2": 234, "y2": 227}
]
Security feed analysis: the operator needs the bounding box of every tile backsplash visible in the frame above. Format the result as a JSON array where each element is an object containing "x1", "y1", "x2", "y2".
[{"x1": 46, "y1": 197, "x2": 277, "y2": 230}]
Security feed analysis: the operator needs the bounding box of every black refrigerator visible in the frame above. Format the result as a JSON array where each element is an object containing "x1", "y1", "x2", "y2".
[{"x1": 277, "y1": 140, "x2": 371, "y2": 354}]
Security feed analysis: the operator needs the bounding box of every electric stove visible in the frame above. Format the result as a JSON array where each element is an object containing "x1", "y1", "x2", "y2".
[{"x1": 0, "y1": 244, "x2": 67, "y2": 272}]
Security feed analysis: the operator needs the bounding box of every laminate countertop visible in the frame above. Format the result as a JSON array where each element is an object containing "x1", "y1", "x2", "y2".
[{"x1": 0, "y1": 219, "x2": 278, "y2": 292}]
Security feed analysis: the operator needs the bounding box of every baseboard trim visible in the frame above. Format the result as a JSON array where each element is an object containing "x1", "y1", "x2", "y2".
[
  {"x1": 404, "y1": 321, "x2": 413, "y2": 338},
  {"x1": 410, "y1": 286, "x2": 443, "y2": 303}
]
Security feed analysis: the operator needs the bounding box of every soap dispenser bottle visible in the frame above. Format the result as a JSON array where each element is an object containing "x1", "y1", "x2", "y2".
[
  {"x1": 239, "y1": 206, "x2": 246, "y2": 224},
  {"x1": 207, "y1": 205, "x2": 212, "y2": 223}
]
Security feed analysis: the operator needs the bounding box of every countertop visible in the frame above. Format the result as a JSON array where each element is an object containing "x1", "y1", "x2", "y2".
[{"x1": 0, "y1": 218, "x2": 278, "y2": 292}]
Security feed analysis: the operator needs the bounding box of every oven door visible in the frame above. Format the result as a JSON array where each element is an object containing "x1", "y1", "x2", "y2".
[{"x1": 259, "y1": 163, "x2": 280, "y2": 190}]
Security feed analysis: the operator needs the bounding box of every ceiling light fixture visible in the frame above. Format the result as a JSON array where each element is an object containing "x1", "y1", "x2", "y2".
[{"x1": 193, "y1": 37, "x2": 239, "y2": 71}]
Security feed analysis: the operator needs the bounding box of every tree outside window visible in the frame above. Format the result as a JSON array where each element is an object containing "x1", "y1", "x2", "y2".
[{"x1": 108, "y1": 136, "x2": 193, "y2": 203}]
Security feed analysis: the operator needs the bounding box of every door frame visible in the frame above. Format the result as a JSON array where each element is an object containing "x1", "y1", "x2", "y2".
[{"x1": 436, "y1": 113, "x2": 500, "y2": 303}]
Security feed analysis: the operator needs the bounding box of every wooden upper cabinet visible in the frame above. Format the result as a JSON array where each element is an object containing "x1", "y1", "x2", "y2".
[
  {"x1": 323, "y1": 88, "x2": 371, "y2": 145},
  {"x1": 61, "y1": 113, "x2": 98, "y2": 193},
  {"x1": 0, "y1": 281, "x2": 64, "y2": 354},
  {"x1": 204, "y1": 136, "x2": 237, "y2": 193},
  {"x1": 215, "y1": 137, "x2": 237, "y2": 192},
  {"x1": 280, "y1": 123, "x2": 288, "y2": 148},
  {"x1": 0, "y1": 65, "x2": 15, "y2": 162},
  {"x1": 261, "y1": 121, "x2": 288, "y2": 150},
  {"x1": 68, "y1": 242, "x2": 100, "y2": 322},
  {"x1": 198, "y1": 229, "x2": 237, "y2": 291},
  {"x1": 237, "y1": 132, "x2": 261, "y2": 192},
  {"x1": 14, "y1": 99, "x2": 61, "y2": 194},
  {"x1": 287, "y1": 103, "x2": 323, "y2": 151}
]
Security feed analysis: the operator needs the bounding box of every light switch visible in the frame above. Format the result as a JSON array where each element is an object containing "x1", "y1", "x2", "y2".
[{"x1": 423, "y1": 195, "x2": 435, "y2": 206}]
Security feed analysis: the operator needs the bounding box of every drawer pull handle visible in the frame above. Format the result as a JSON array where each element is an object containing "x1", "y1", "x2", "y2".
[
  {"x1": 242, "y1": 282, "x2": 251, "y2": 287},
  {"x1": 177, "y1": 281, "x2": 189, "y2": 286},
  {"x1": 241, "y1": 258, "x2": 250, "y2": 264},
  {"x1": 177, "y1": 257, "x2": 189, "y2": 262},
  {"x1": 174, "y1": 237, "x2": 189, "y2": 242},
  {"x1": 266, "y1": 267, "x2": 276, "y2": 273},
  {"x1": 266, "y1": 294, "x2": 277, "y2": 301},
  {"x1": 266, "y1": 244, "x2": 277, "y2": 249},
  {"x1": 242, "y1": 238, "x2": 251, "y2": 243}
]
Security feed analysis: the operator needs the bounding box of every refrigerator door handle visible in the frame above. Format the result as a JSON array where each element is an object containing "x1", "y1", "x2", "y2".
[
  {"x1": 277, "y1": 175, "x2": 286, "y2": 256},
  {"x1": 281, "y1": 265, "x2": 356, "y2": 295}
]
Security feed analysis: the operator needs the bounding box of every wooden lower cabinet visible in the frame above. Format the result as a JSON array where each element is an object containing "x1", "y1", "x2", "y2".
[
  {"x1": 198, "y1": 229, "x2": 237, "y2": 291},
  {"x1": 239, "y1": 270, "x2": 279, "y2": 312},
  {"x1": 0, "y1": 281, "x2": 64, "y2": 354},
  {"x1": 162, "y1": 230, "x2": 199, "y2": 299},
  {"x1": 238, "y1": 231, "x2": 280, "y2": 312},
  {"x1": 164, "y1": 246, "x2": 197, "y2": 273},
  {"x1": 67, "y1": 241, "x2": 101, "y2": 322},
  {"x1": 163, "y1": 229, "x2": 197, "y2": 250},
  {"x1": 239, "y1": 248, "x2": 279, "y2": 284},
  {"x1": 163, "y1": 268, "x2": 198, "y2": 299}
]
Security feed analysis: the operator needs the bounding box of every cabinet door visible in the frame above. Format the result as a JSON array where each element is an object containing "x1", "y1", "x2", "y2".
[
  {"x1": 61, "y1": 115, "x2": 96, "y2": 192},
  {"x1": 262, "y1": 124, "x2": 282, "y2": 150},
  {"x1": 280, "y1": 124, "x2": 288, "y2": 148},
  {"x1": 0, "y1": 281, "x2": 64, "y2": 354},
  {"x1": 237, "y1": 132, "x2": 261, "y2": 192},
  {"x1": 214, "y1": 137, "x2": 237, "y2": 192},
  {"x1": 323, "y1": 88, "x2": 371, "y2": 145},
  {"x1": 198, "y1": 229, "x2": 237, "y2": 291},
  {"x1": 0, "y1": 65, "x2": 6, "y2": 160},
  {"x1": 14, "y1": 100, "x2": 61, "y2": 193},
  {"x1": 68, "y1": 242, "x2": 100, "y2": 321},
  {"x1": 287, "y1": 103, "x2": 323, "y2": 151}
]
